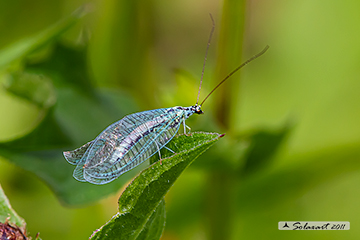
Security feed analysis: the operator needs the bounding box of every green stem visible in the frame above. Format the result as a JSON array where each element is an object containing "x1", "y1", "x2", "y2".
[
  {"x1": 205, "y1": 171, "x2": 236, "y2": 240},
  {"x1": 205, "y1": 1, "x2": 247, "y2": 239},
  {"x1": 214, "y1": 0, "x2": 246, "y2": 130}
]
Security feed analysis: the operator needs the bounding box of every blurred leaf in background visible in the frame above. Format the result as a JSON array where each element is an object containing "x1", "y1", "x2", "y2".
[
  {"x1": 0, "y1": 7, "x2": 140, "y2": 208},
  {"x1": 0, "y1": 0, "x2": 360, "y2": 240},
  {"x1": 0, "y1": 184, "x2": 41, "y2": 239},
  {"x1": 0, "y1": 184, "x2": 26, "y2": 227}
]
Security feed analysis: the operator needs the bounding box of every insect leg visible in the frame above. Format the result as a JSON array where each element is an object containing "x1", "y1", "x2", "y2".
[
  {"x1": 164, "y1": 146, "x2": 175, "y2": 153},
  {"x1": 183, "y1": 116, "x2": 191, "y2": 136},
  {"x1": 154, "y1": 140, "x2": 163, "y2": 165}
]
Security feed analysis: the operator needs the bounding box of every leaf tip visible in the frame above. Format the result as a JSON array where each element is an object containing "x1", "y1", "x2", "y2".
[{"x1": 219, "y1": 133, "x2": 226, "y2": 138}]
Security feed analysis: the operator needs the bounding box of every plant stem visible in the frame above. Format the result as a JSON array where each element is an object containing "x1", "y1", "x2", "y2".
[
  {"x1": 205, "y1": 0, "x2": 247, "y2": 239},
  {"x1": 205, "y1": 171, "x2": 236, "y2": 240},
  {"x1": 214, "y1": 0, "x2": 246, "y2": 130}
]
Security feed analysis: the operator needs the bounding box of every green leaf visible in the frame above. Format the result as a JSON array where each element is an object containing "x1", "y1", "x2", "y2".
[
  {"x1": 0, "y1": 42, "x2": 140, "y2": 206},
  {"x1": 0, "y1": 184, "x2": 25, "y2": 228},
  {"x1": 0, "y1": 184, "x2": 42, "y2": 239},
  {"x1": 0, "y1": 6, "x2": 88, "y2": 70},
  {"x1": 3, "y1": 71, "x2": 56, "y2": 109},
  {"x1": 90, "y1": 132, "x2": 223, "y2": 240},
  {"x1": 134, "y1": 198, "x2": 166, "y2": 240},
  {"x1": 26, "y1": 42, "x2": 94, "y2": 95},
  {"x1": 237, "y1": 142, "x2": 360, "y2": 213},
  {"x1": 242, "y1": 123, "x2": 292, "y2": 175},
  {"x1": 0, "y1": 88, "x2": 139, "y2": 206}
]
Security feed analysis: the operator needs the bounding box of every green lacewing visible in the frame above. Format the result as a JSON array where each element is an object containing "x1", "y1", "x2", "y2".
[{"x1": 63, "y1": 16, "x2": 269, "y2": 184}]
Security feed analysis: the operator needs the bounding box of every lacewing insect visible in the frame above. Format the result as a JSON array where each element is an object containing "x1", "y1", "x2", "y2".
[{"x1": 63, "y1": 17, "x2": 269, "y2": 185}]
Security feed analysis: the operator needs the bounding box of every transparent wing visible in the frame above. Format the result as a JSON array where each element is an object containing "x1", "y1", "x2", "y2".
[
  {"x1": 63, "y1": 140, "x2": 94, "y2": 165},
  {"x1": 83, "y1": 108, "x2": 183, "y2": 184},
  {"x1": 64, "y1": 111, "x2": 143, "y2": 181},
  {"x1": 83, "y1": 108, "x2": 170, "y2": 169},
  {"x1": 66, "y1": 109, "x2": 157, "y2": 182},
  {"x1": 72, "y1": 149, "x2": 91, "y2": 182}
]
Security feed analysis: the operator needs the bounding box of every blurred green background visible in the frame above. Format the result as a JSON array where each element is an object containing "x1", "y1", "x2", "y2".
[{"x1": 1, "y1": 0, "x2": 360, "y2": 239}]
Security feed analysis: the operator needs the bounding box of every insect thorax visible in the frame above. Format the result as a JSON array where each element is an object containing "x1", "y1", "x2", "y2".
[{"x1": 170, "y1": 105, "x2": 203, "y2": 120}]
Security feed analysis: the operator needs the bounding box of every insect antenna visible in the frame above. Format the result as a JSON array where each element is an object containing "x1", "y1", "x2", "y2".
[
  {"x1": 200, "y1": 45, "x2": 269, "y2": 106},
  {"x1": 196, "y1": 13, "x2": 215, "y2": 105}
]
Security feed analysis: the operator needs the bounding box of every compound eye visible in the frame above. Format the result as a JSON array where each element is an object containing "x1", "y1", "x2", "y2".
[{"x1": 195, "y1": 108, "x2": 203, "y2": 114}]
